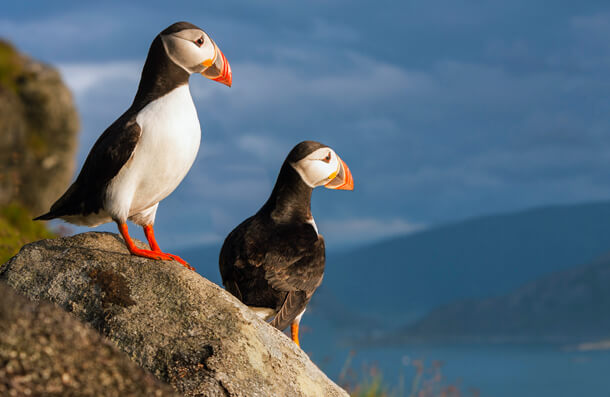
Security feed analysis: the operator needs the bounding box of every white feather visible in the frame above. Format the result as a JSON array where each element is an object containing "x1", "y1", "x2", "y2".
[
  {"x1": 249, "y1": 306, "x2": 277, "y2": 321},
  {"x1": 294, "y1": 308, "x2": 306, "y2": 324},
  {"x1": 105, "y1": 84, "x2": 201, "y2": 224}
]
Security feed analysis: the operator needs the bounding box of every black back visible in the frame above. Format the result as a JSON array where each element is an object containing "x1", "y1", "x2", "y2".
[{"x1": 219, "y1": 142, "x2": 327, "y2": 331}]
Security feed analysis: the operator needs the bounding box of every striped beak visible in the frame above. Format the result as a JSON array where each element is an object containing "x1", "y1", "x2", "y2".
[
  {"x1": 201, "y1": 40, "x2": 232, "y2": 87},
  {"x1": 325, "y1": 156, "x2": 354, "y2": 190}
]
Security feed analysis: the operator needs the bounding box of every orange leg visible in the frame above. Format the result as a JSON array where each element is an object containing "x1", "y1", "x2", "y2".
[
  {"x1": 116, "y1": 223, "x2": 194, "y2": 271},
  {"x1": 142, "y1": 224, "x2": 194, "y2": 271},
  {"x1": 142, "y1": 224, "x2": 161, "y2": 251},
  {"x1": 291, "y1": 321, "x2": 300, "y2": 347}
]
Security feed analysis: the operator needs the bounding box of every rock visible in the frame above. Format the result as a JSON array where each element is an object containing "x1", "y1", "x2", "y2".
[
  {"x1": 0, "y1": 40, "x2": 79, "y2": 215},
  {"x1": 0, "y1": 281, "x2": 180, "y2": 397},
  {"x1": 0, "y1": 232, "x2": 348, "y2": 397}
]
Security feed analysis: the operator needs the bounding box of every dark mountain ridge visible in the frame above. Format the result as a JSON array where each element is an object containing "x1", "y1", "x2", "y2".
[
  {"x1": 320, "y1": 200, "x2": 610, "y2": 326},
  {"x1": 176, "y1": 200, "x2": 610, "y2": 337},
  {"x1": 388, "y1": 252, "x2": 610, "y2": 344}
]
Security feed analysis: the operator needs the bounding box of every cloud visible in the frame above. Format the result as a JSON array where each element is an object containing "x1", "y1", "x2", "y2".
[
  {"x1": 187, "y1": 52, "x2": 432, "y2": 147},
  {"x1": 571, "y1": 12, "x2": 610, "y2": 33},
  {"x1": 0, "y1": 12, "x2": 118, "y2": 44},
  {"x1": 236, "y1": 133, "x2": 288, "y2": 163},
  {"x1": 0, "y1": 7, "x2": 134, "y2": 62},
  {"x1": 58, "y1": 61, "x2": 141, "y2": 95},
  {"x1": 12, "y1": 1, "x2": 610, "y2": 249},
  {"x1": 319, "y1": 217, "x2": 425, "y2": 245},
  {"x1": 311, "y1": 18, "x2": 359, "y2": 41}
]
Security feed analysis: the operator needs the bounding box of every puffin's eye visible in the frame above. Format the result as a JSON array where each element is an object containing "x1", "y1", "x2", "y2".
[
  {"x1": 322, "y1": 152, "x2": 331, "y2": 163},
  {"x1": 195, "y1": 37, "x2": 204, "y2": 47}
]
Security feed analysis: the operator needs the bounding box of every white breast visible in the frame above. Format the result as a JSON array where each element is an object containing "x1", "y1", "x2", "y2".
[{"x1": 105, "y1": 85, "x2": 201, "y2": 222}]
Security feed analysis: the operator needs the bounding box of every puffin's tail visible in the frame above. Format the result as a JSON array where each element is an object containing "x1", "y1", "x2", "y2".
[
  {"x1": 33, "y1": 182, "x2": 81, "y2": 221},
  {"x1": 33, "y1": 212, "x2": 56, "y2": 221}
]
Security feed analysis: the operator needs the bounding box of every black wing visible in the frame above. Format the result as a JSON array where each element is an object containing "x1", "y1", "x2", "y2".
[
  {"x1": 219, "y1": 216, "x2": 255, "y2": 301},
  {"x1": 265, "y1": 229, "x2": 325, "y2": 330},
  {"x1": 270, "y1": 290, "x2": 310, "y2": 331},
  {"x1": 219, "y1": 217, "x2": 326, "y2": 331},
  {"x1": 35, "y1": 113, "x2": 141, "y2": 219},
  {"x1": 263, "y1": 226, "x2": 326, "y2": 293}
]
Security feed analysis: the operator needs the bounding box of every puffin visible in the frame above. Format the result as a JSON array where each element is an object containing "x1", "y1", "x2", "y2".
[
  {"x1": 35, "y1": 22, "x2": 232, "y2": 270},
  {"x1": 219, "y1": 141, "x2": 354, "y2": 346}
]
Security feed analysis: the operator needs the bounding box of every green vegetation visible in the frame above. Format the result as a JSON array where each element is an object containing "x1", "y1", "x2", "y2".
[
  {"x1": 0, "y1": 203, "x2": 55, "y2": 264},
  {"x1": 0, "y1": 40, "x2": 23, "y2": 94},
  {"x1": 349, "y1": 369, "x2": 390, "y2": 397},
  {"x1": 341, "y1": 353, "x2": 477, "y2": 397}
]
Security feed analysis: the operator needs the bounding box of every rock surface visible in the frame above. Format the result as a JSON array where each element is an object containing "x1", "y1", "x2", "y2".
[
  {"x1": 0, "y1": 282, "x2": 179, "y2": 397},
  {"x1": 0, "y1": 232, "x2": 348, "y2": 397},
  {"x1": 0, "y1": 40, "x2": 79, "y2": 215}
]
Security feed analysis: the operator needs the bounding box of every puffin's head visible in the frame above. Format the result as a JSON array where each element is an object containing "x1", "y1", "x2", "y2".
[
  {"x1": 288, "y1": 141, "x2": 354, "y2": 190},
  {"x1": 160, "y1": 21, "x2": 232, "y2": 87}
]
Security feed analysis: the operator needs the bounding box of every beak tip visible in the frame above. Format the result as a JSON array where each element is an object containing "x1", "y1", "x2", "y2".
[
  {"x1": 325, "y1": 158, "x2": 354, "y2": 190},
  {"x1": 342, "y1": 179, "x2": 355, "y2": 191},
  {"x1": 203, "y1": 46, "x2": 232, "y2": 87}
]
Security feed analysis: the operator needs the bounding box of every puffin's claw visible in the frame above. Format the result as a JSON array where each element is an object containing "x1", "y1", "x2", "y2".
[
  {"x1": 128, "y1": 247, "x2": 173, "y2": 261},
  {"x1": 142, "y1": 223, "x2": 195, "y2": 270},
  {"x1": 159, "y1": 252, "x2": 194, "y2": 271},
  {"x1": 127, "y1": 247, "x2": 194, "y2": 270}
]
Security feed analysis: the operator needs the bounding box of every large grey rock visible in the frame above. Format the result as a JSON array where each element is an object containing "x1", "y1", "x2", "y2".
[
  {"x1": 0, "y1": 232, "x2": 348, "y2": 397},
  {"x1": 0, "y1": 282, "x2": 179, "y2": 397}
]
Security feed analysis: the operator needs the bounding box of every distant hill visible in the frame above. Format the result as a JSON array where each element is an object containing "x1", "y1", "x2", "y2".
[
  {"x1": 386, "y1": 252, "x2": 610, "y2": 344},
  {"x1": 175, "y1": 201, "x2": 610, "y2": 336},
  {"x1": 317, "y1": 201, "x2": 610, "y2": 328}
]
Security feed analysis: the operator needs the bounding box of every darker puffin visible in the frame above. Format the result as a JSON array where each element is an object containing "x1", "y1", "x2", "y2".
[
  {"x1": 219, "y1": 141, "x2": 354, "y2": 346},
  {"x1": 35, "y1": 22, "x2": 232, "y2": 270}
]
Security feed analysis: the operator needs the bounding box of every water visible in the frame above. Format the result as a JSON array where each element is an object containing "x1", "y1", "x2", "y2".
[
  {"x1": 306, "y1": 342, "x2": 610, "y2": 397},
  {"x1": 174, "y1": 246, "x2": 610, "y2": 396}
]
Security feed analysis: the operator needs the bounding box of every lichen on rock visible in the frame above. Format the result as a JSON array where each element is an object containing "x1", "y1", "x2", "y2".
[
  {"x1": 1, "y1": 232, "x2": 348, "y2": 397},
  {"x1": 0, "y1": 281, "x2": 180, "y2": 397}
]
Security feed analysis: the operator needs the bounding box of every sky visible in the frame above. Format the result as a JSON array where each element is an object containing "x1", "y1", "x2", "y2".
[{"x1": 2, "y1": 1, "x2": 610, "y2": 249}]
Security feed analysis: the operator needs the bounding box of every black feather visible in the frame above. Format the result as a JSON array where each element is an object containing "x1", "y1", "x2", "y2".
[{"x1": 219, "y1": 141, "x2": 327, "y2": 331}]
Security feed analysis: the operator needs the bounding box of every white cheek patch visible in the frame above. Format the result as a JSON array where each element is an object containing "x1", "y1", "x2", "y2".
[
  {"x1": 326, "y1": 156, "x2": 340, "y2": 179},
  {"x1": 291, "y1": 148, "x2": 339, "y2": 187},
  {"x1": 199, "y1": 33, "x2": 216, "y2": 64},
  {"x1": 161, "y1": 35, "x2": 192, "y2": 73},
  {"x1": 162, "y1": 31, "x2": 215, "y2": 73}
]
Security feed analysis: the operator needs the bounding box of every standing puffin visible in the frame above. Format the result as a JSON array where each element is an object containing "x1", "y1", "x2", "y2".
[
  {"x1": 219, "y1": 141, "x2": 354, "y2": 346},
  {"x1": 35, "y1": 22, "x2": 231, "y2": 270}
]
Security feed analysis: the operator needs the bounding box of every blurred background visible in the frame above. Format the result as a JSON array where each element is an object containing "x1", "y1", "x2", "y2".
[{"x1": 3, "y1": 1, "x2": 610, "y2": 395}]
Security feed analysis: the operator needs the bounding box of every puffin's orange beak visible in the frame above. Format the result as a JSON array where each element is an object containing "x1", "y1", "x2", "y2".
[
  {"x1": 325, "y1": 156, "x2": 354, "y2": 190},
  {"x1": 201, "y1": 42, "x2": 232, "y2": 87}
]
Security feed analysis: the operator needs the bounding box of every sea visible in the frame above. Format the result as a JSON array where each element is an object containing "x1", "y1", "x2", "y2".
[
  {"x1": 305, "y1": 340, "x2": 610, "y2": 397},
  {"x1": 174, "y1": 245, "x2": 610, "y2": 396}
]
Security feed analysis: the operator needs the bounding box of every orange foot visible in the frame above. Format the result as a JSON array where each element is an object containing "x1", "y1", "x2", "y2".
[
  {"x1": 153, "y1": 251, "x2": 194, "y2": 271},
  {"x1": 117, "y1": 222, "x2": 195, "y2": 271}
]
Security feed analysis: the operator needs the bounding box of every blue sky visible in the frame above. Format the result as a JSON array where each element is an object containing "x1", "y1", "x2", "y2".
[{"x1": 3, "y1": 1, "x2": 610, "y2": 249}]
